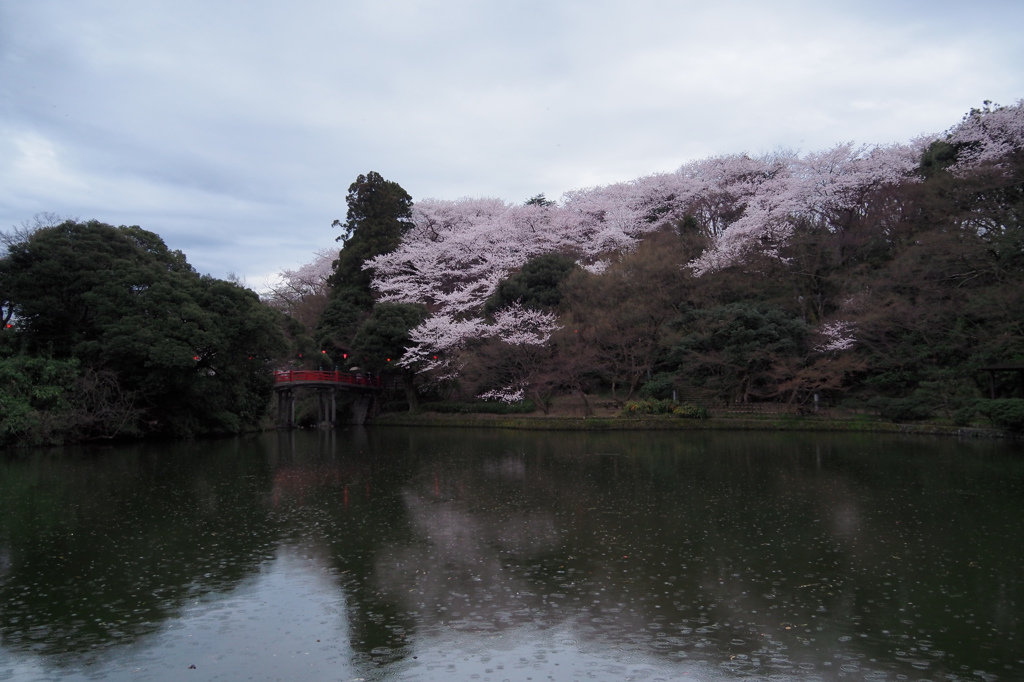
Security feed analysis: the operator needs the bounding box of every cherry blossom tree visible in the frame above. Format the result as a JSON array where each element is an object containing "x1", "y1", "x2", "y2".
[
  {"x1": 813, "y1": 319, "x2": 857, "y2": 353},
  {"x1": 367, "y1": 142, "x2": 928, "y2": 387},
  {"x1": 468, "y1": 316, "x2": 564, "y2": 408},
  {"x1": 688, "y1": 141, "x2": 929, "y2": 274},
  {"x1": 946, "y1": 99, "x2": 1024, "y2": 171},
  {"x1": 316, "y1": 107, "x2": 1024, "y2": 395},
  {"x1": 262, "y1": 249, "x2": 335, "y2": 329},
  {"x1": 365, "y1": 174, "x2": 698, "y2": 376},
  {"x1": 398, "y1": 302, "x2": 560, "y2": 401}
]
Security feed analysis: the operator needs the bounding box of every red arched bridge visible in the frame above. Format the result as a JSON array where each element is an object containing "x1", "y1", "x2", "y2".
[
  {"x1": 274, "y1": 369, "x2": 385, "y2": 388},
  {"x1": 273, "y1": 370, "x2": 394, "y2": 427}
]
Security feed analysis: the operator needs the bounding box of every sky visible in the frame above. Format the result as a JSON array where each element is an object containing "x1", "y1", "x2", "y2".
[{"x1": 2, "y1": 0, "x2": 1023, "y2": 287}]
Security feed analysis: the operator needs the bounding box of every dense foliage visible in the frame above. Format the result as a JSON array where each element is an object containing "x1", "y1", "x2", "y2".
[
  {"x1": 1, "y1": 220, "x2": 286, "y2": 445},
  {"x1": 483, "y1": 253, "x2": 578, "y2": 315},
  {"x1": 622, "y1": 399, "x2": 710, "y2": 418},
  {"x1": 297, "y1": 101, "x2": 1021, "y2": 420},
  {"x1": 419, "y1": 400, "x2": 538, "y2": 415},
  {"x1": 313, "y1": 172, "x2": 418, "y2": 373},
  {"x1": 6, "y1": 104, "x2": 1019, "y2": 441},
  {"x1": 257, "y1": 102, "x2": 1024, "y2": 423}
]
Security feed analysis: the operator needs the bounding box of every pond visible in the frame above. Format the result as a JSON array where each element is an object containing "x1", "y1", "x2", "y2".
[{"x1": 1, "y1": 428, "x2": 1021, "y2": 681}]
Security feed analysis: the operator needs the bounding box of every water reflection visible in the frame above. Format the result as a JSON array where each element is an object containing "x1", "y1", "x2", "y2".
[{"x1": 0, "y1": 429, "x2": 1021, "y2": 681}]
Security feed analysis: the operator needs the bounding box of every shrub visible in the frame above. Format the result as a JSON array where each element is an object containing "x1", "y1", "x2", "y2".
[
  {"x1": 421, "y1": 400, "x2": 537, "y2": 415},
  {"x1": 974, "y1": 398, "x2": 1024, "y2": 430},
  {"x1": 622, "y1": 399, "x2": 709, "y2": 418},
  {"x1": 953, "y1": 403, "x2": 977, "y2": 427},
  {"x1": 637, "y1": 373, "x2": 676, "y2": 400},
  {"x1": 623, "y1": 399, "x2": 668, "y2": 415},
  {"x1": 672, "y1": 402, "x2": 711, "y2": 419},
  {"x1": 868, "y1": 391, "x2": 938, "y2": 422},
  {"x1": 0, "y1": 356, "x2": 78, "y2": 447}
]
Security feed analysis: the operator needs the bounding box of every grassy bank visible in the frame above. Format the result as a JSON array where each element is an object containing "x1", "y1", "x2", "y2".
[{"x1": 371, "y1": 410, "x2": 1015, "y2": 439}]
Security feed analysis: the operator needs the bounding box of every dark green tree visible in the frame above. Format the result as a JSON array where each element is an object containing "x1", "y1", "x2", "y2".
[
  {"x1": 317, "y1": 172, "x2": 415, "y2": 358},
  {"x1": 524, "y1": 193, "x2": 555, "y2": 207},
  {"x1": 557, "y1": 230, "x2": 695, "y2": 399},
  {"x1": 670, "y1": 302, "x2": 808, "y2": 404},
  {"x1": 0, "y1": 356, "x2": 81, "y2": 446},
  {"x1": 484, "y1": 252, "x2": 578, "y2": 315},
  {"x1": 0, "y1": 355, "x2": 142, "y2": 446},
  {"x1": 0, "y1": 220, "x2": 286, "y2": 439},
  {"x1": 329, "y1": 171, "x2": 414, "y2": 307},
  {"x1": 919, "y1": 139, "x2": 961, "y2": 179},
  {"x1": 315, "y1": 291, "x2": 369, "y2": 361},
  {"x1": 350, "y1": 302, "x2": 428, "y2": 410}
]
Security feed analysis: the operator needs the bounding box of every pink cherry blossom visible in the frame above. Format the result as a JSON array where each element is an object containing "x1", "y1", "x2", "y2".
[
  {"x1": 814, "y1": 320, "x2": 857, "y2": 353},
  {"x1": 303, "y1": 108, "x2": 1024, "y2": 385},
  {"x1": 947, "y1": 99, "x2": 1024, "y2": 171},
  {"x1": 262, "y1": 248, "x2": 335, "y2": 323},
  {"x1": 477, "y1": 387, "x2": 526, "y2": 403}
]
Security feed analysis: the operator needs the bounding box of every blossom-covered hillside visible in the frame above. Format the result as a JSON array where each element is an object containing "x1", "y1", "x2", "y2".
[{"x1": 274, "y1": 101, "x2": 1024, "y2": 417}]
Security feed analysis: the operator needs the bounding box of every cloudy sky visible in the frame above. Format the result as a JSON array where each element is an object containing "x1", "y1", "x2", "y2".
[{"x1": 2, "y1": 0, "x2": 1022, "y2": 286}]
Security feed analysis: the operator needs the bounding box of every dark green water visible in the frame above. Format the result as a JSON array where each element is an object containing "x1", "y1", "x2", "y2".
[{"x1": 1, "y1": 428, "x2": 1021, "y2": 681}]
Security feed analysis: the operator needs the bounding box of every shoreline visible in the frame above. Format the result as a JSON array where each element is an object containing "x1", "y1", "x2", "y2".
[{"x1": 371, "y1": 412, "x2": 1017, "y2": 439}]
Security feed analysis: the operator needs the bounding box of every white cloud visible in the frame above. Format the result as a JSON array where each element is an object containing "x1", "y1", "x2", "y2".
[
  {"x1": 1, "y1": 0, "x2": 1022, "y2": 282},
  {"x1": 7, "y1": 132, "x2": 86, "y2": 195}
]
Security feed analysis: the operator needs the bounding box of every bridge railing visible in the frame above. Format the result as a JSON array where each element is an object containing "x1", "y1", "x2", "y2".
[{"x1": 274, "y1": 370, "x2": 384, "y2": 388}]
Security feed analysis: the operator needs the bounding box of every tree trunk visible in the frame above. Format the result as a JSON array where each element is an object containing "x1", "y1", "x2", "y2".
[
  {"x1": 578, "y1": 388, "x2": 594, "y2": 417},
  {"x1": 532, "y1": 389, "x2": 550, "y2": 414},
  {"x1": 402, "y1": 370, "x2": 419, "y2": 412}
]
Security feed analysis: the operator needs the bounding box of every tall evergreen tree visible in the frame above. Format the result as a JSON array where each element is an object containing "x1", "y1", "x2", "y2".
[
  {"x1": 318, "y1": 172, "x2": 413, "y2": 355},
  {"x1": 328, "y1": 171, "x2": 413, "y2": 305}
]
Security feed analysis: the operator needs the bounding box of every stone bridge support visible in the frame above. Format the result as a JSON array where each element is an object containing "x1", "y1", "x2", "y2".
[
  {"x1": 350, "y1": 394, "x2": 373, "y2": 425},
  {"x1": 277, "y1": 388, "x2": 296, "y2": 429},
  {"x1": 317, "y1": 387, "x2": 337, "y2": 428},
  {"x1": 274, "y1": 384, "x2": 378, "y2": 428}
]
